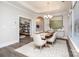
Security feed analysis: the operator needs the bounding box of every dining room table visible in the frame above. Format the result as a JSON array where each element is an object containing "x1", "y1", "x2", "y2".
[{"x1": 40, "y1": 31, "x2": 55, "y2": 39}]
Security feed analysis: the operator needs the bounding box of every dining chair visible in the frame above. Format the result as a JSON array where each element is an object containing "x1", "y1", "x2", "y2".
[
  {"x1": 47, "y1": 32, "x2": 57, "y2": 45},
  {"x1": 33, "y1": 33, "x2": 46, "y2": 49}
]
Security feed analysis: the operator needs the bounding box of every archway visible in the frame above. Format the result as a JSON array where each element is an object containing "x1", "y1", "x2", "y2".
[{"x1": 36, "y1": 16, "x2": 44, "y2": 32}]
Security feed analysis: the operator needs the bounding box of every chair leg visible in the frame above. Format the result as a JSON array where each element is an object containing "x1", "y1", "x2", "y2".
[
  {"x1": 40, "y1": 46, "x2": 41, "y2": 49},
  {"x1": 53, "y1": 39, "x2": 56, "y2": 43},
  {"x1": 51, "y1": 42, "x2": 54, "y2": 47},
  {"x1": 39, "y1": 46, "x2": 42, "y2": 52}
]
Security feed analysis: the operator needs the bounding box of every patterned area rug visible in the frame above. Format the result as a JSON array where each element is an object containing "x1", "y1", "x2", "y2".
[{"x1": 15, "y1": 40, "x2": 69, "y2": 57}]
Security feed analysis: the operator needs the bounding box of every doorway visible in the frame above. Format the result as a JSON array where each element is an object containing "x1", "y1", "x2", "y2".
[{"x1": 19, "y1": 17, "x2": 31, "y2": 42}]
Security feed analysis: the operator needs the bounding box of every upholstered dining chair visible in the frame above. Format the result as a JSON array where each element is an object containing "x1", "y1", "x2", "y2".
[
  {"x1": 47, "y1": 32, "x2": 57, "y2": 45},
  {"x1": 33, "y1": 33, "x2": 46, "y2": 49}
]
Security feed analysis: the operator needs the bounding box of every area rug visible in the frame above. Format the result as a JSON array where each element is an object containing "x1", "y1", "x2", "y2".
[{"x1": 15, "y1": 40, "x2": 69, "y2": 57}]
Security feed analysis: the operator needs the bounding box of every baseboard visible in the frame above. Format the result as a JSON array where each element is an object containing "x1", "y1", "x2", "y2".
[{"x1": 0, "y1": 39, "x2": 19, "y2": 48}]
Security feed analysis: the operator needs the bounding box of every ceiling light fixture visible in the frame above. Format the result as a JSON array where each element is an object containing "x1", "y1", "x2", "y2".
[{"x1": 44, "y1": 2, "x2": 52, "y2": 19}]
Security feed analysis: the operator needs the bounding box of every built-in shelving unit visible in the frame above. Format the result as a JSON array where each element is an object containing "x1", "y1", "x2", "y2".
[{"x1": 20, "y1": 17, "x2": 30, "y2": 36}]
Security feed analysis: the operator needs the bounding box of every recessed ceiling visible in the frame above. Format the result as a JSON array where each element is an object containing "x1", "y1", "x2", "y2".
[{"x1": 18, "y1": 1, "x2": 72, "y2": 13}]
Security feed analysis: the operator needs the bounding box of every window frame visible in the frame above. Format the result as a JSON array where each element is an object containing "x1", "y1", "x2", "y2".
[{"x1": 49, "y1": 15, "x2": 63, "y2": 29}]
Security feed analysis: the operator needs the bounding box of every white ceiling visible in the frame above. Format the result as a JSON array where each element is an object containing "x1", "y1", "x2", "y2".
[{"x1": 18, "y1": 1, "x2": 72, "y2": 14}]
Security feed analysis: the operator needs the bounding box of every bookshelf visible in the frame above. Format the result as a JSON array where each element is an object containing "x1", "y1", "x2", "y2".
[{"x1": 20, "y1": 17, "x2": 30, "y2": 36}]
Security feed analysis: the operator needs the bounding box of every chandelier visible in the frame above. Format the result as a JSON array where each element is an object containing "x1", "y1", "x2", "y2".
[
  {"x1": 44, "y1": 2, "x2": 52, "y2": 19},
  {"x1": 44, "y1": 15, "x2": 52, "y2": 19}
]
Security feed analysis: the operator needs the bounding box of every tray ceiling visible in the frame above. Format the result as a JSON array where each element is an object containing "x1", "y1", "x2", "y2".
[{"x1": 18, "y1": 1, "x2": 72, "y2": 13}]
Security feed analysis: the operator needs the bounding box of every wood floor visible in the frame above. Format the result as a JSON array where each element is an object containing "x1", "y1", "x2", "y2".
[
  {"x1": 0, "y1": 36, "x2": 33, "y2": 57},
  {"x1": 0, "y1": 36, "x2": 73, "y2": 57}
]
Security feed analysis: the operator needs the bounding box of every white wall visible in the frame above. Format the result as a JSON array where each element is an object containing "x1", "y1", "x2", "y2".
[
  {"x1": 0, "y1": 2, "x2": 35, "y2": 48},
  {"x1": 0, "y1": 2, "x2": 71, "y2": 48},
  {"x1": 44, "y1": 17, "x2": 50, "y2": 31},
  {"x1": 36, "y1": 12, "x2": 70, "y2": 34},
  {"x1": 63, "y1": 14, "x2": 69, "y2": 36}
]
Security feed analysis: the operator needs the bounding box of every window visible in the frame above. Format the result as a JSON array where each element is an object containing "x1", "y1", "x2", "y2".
[{"x1": 50, "y1": 16, "x2": 63, "y2": 29}]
